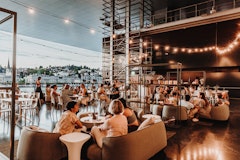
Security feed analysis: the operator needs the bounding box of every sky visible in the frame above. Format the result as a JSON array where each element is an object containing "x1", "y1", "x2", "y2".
[{"x1": 0, "y1": 31, "x2": 102, "y2": 69}]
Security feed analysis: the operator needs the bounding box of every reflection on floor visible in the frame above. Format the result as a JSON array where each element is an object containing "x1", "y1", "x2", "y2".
[{"x1": 1, "y1": 100, "x2": 240, "y2": 160}]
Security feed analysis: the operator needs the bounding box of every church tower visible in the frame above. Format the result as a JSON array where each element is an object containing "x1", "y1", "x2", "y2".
[{"x1": 6, "y1": 58, "x2": 11, "y2": 76}]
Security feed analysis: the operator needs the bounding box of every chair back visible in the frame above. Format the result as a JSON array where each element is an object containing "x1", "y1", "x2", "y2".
[{"x1": 17, "y1": 126, "x2": 67, "y2": 160}]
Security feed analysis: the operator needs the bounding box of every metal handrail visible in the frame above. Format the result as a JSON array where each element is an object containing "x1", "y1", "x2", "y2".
[{"x1": 151, "y1": 0, "x2": 240, "y2": 26}]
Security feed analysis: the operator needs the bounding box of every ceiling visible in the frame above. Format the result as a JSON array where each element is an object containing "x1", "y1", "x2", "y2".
[
  {"x1": 0, "y1": 0, "x2": 104, "y2": 52},
  {"x1": 0, "y1": 0, "x2": 236, "y2": 54}
]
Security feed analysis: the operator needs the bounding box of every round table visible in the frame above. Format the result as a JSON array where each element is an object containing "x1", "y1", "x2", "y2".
[
  {"x1": 59, "y1": 132, "x2": 91, "y2": 160},
  {"x1": 80, "y1": 116, "x2": 105, "y2": 129},
  {"x1": 142, "y1": 114, "x2": 161, "y2": 119},
  {"x1": 142, "y1": 114, "x2": 162, "y2": 122}
]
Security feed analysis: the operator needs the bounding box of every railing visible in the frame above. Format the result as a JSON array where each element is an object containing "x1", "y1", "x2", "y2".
[{"x1": 151, "y1": 0, "x2": 240, "y2": 27}]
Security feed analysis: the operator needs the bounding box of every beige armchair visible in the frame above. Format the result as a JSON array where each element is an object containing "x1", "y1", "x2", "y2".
[
  {"x1": 17, "y1": 126, "x2": 67, "y2": 160},
  {"x1": 200, "y1": 104, "x2": 229, "y2": 121},
  {"x1": 162, "y1": 104, "x2": 188, "y2": 121}
]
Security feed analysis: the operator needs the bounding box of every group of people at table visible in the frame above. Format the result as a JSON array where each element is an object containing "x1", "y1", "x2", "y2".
[
  {"x1": 53, "y1": 97, "x2": 139, "y2": 149},
  {"x1": 42, "y1": 81, "x2": 121, "y2": 110},
  {"x1": 151, "y1": 84, "x2": 230, "y2": 121}
]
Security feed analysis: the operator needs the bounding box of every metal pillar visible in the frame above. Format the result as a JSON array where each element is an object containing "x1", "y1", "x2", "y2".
[
  {"x1": 110, "y1": 0, "x2": 115, "y2": 83},
  {"x1": 125, "y1": 0, "x2": 130, "y2": 85},
  {"x1": 0, "y1": 7, "x2": 17, "y2": 160}
]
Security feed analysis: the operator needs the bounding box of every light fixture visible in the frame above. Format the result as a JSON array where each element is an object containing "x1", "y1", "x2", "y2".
[
  {"x1": 28, "y1": 8, "x2": 35, "y2": 14},
  {"x1": 64, "y1": 19, "x2": 70, "y2": 24},
  {"x1": 90, "y1": 29, "x2": 95, "y2": 34},
  {"x1": 164, "y1": 46, "x2": 170, "y2": 51},
  {"x1": 154, "y1": 45, "x2": 159, "y2": 50},
  {"x1": 210, "y1": 6, "x2": 216, "y2": 14},
  {"x1": 173, "y1": 48, "x2": 178, "y2": 53},
  {"x1": 143, "y1": 42, "x2": 147, "y2": 46},
  {"x1": 129, "y1": 39, "x2": 133, "y2": 44},
  {"x1": 181, "y1": 48, "x2": 186, "y2": 52}
]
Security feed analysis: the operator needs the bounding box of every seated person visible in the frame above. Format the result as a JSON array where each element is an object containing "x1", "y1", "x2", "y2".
[
  {"x1": 119, "y1": 98, "x2": 139, "y2": 133},
  {"x1": 179, "y1": 94, "x2": 194, "y2": 114},
  {"x1": 154, "y1": 86, "x2": 166, "y2": 103},
  {"x1": 215, "y1": 91, "x2": 230, "y2": 106},
  {"x1": 90, "y1": 99, "x2": 128, "y2": 148},
  {"x1": 79, "y1": 83, "x2": 89, "y2": 106},
  {"x1": 110, "y1": 84, "x2": 120, "y2": 100},
  {"x1": 97, "y1": 84, "x2": 110, "y2": 104},
  {"x1": 79, "y1": 83, "x2": 88, "y2": 97},
  {"x1": 189, "y1": 92, "x2": 211, "y2": 120},
  {"x1": 61, "y1": 84, "x2": 73, "y2": 109},
  {"x1": 51, "y1": 85, "x2": 60, "y2": 106},
  {"x1": 53, "y1": 101, "x2": 86, "y2": 135},
  {"x1": 165, "y1": 92, "x2": 179, "y2": 106}
]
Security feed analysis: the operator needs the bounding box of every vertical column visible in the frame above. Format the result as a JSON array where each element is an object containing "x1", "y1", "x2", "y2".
[
  {"x1": 125, "y1": 0, "x2": 130, "y2": 85},
  {"x1": 10, "y1": 11, "x2": 17, "y2": 160},
  {"x1": 110, "y1": 0, "x2": 115, "y2": 83},
  {"x1": 140, "y1": 0, "x2": 144, "y2": 29}
]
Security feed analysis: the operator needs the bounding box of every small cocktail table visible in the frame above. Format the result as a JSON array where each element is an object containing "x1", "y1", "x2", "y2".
[{"x1": 59, "y1": 132, "x2": 91, "y2": 160}]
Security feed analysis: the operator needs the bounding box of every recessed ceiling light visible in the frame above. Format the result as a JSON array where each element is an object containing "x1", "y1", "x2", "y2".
[
  {"x1": 64, "y1": 19, "x2": 70, "y2": 24},
  {"x1": 28, "y1": 8, "x2": 35, "y2": 14},
  {"x1": 90, "y1": 29, "x2": 95, "y2": 34}
]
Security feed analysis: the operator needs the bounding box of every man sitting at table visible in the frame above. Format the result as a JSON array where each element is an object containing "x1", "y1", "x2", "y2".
[
  {"x1": 61, "y1": 84, "x2": 73, "y2": 109},
  {"x1": 53, "y1": 101, "x2": 86, "y2": 135},
  {"x1": 110, "y1": 84, "x2": 120, "y2": 100}
]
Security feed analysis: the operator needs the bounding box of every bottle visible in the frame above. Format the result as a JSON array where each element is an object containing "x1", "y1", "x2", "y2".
[{"x1": 92, "y1": 112, "x2": 97, "y2": 120}]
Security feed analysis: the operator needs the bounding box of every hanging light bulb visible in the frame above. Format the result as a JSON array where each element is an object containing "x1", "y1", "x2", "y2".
[
  {"x1": 143, "y1": 42, "x2": 147, "y2": 46},
  {"x1": 164, "y1": 46, "x2": 170, "y2": 51},
  {"x1": 181, "y1": 48, "x2": 186, "y2": 52},
  {"x1": 154, "y1": 45, "x2": 159, "y2": 50},
  {"x1": 129, "y1": 39, "x2": 133, "y2": 44}
]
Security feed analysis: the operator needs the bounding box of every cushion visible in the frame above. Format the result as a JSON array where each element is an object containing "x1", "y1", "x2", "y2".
[
  {"x1": 28, "y1": 125, "x2": 49, "y2": 133},
  {"x1": 137, "y1": 117, "x2": 155, "y2": 130}
]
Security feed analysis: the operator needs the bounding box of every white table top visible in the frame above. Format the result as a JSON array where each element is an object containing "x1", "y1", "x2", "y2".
[
  {"x1": 59, "y1": 132, "x2": 90, "y2": 143},
  {"x1": 80, "y1": 116, "x2": 105, "y2": 124},
  {"x1": 142, "y1": 114, "x2": 161, "y2": 120}
]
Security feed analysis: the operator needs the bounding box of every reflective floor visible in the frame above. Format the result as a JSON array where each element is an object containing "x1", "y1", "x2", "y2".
[
  {"x1": 0, "y1": 100, "x2": 240, "y2": 160},
  {"x1": 162, "y1": 99, "x2": 240, "y2": 160}
]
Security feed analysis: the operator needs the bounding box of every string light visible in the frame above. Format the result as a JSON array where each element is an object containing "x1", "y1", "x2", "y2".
[
  {"x1": 129, "y1": 39, "x2": 133, "y2": 44},
  {"x1": 149, "y1": 32, "x2": 240, "y2": 55},
  {"x1": 154, "y1": 45, "x2": 159, "y2": 50},
  {"x1": 143, "y1": 42, "x2": 147, "y2": 46}
]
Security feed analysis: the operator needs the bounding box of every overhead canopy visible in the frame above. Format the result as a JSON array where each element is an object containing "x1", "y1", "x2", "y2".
[{"x1": 0, "y1": 0, "x2": 104, "y2": 52}]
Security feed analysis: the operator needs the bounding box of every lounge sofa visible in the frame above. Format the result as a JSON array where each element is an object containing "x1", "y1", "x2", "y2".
[
  {"x1": 160, "y1": 103, "x2": 229, "y2": 121},
  {"x1": 17, "y1": 126, "x2": 68, "y2": 160},
  {"x1": 87, "y1": 121, "x2": 167, "y2": 160},
  {"x1": 161, "y1": 104, "x2": 188, "y2": 121},
  {"x1": 199, "y1": 103, "x2": 229, "y2": 121}
]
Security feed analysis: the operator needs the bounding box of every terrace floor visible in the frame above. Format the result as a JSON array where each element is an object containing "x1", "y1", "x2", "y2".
[{"x1": 0, "y1": 99, "x2": 240, "y2": 160}]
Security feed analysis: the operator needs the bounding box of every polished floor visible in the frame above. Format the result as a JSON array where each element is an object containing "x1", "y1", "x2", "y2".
[{"x1": 0, "y1": 99, "x2": 240, "y2": 160}]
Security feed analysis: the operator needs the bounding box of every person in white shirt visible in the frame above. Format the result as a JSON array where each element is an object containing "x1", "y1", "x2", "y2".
[
  {"x1": 53, "y1": 101, "x2": 86, "y2": 135},
  {"x1": 91, "y1": 99, "x2": 128, "y2": 148},
  {"x1": 179, "y1": 94, "x2": 194, "y2": 114}
]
